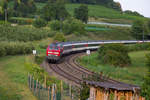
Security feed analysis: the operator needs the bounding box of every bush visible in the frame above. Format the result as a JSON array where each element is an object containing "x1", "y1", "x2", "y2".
[
  {"x1": 0, "y1": 25, "x2": 53, "y2": 42},
  {"x1": 53, "y1": 33, "x2": 66, "y2": 42},
  {"x1": 35, "y1": 54, "x2": 45, "y2": 64},
  {"x1": 49, "y1": 20, "x2": 61, "y2": 31},
  {"x1": 127, "y1": 43, "x2": 150, "y2": 52},
  {"x1": 9, "y1": 17, "x2": 34, "y2": 25},
  {"x1": 63, "y1": 18, "x2": 85, "y2": 35},
  {"x1": 0, "y1": 42, "x2": 35, "y2": 57},
  {"x1": 141, "y1": 53, "x2": 150, "y2": 100},
  {"x1": 33, "y1": 18, "x2": 47, "y2": 28},
  {"x1": 98, "y1": 44, "x2": 131, "y2": 67}
]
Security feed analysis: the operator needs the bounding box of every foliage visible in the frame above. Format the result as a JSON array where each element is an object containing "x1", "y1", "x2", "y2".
[
  {"x1": 0, "y1": 24, "x2": 53, "y2": 42},
  {"x1": 127, "y1": 43, "x2": 150, "y2": 52},
  {"x1": 124, "y1": 10, "x2": 144, "y2": 17},
  {"x1": 80, "y1": 83, "x2": 90, "y2": 100},
  {"x1": 13, "y1": 0, "x2": 37, "y2": 17},
  {"x1": 49, "y1": 20, "x2": 61, "y2": 31},
  {"x1": 33, "y1": 18, "x2": 47, "y2": 28},
  {"x1": 98, "y1": 44, "x2": 131, "y2": 67},
  {"x1": 0, "y1": 41, "x2": 35, "y2": 57},
  {"x1": 42, "y1": 0, "x2": 69, "y2": 21},
  {"x1": 53, "y1": 33, "x2": 66, "y2": 42},
  {"x1": 141, "y1": 53, "x2": 150, "y2": 100},
  {"x1": 66, "y1": 4, "x2": 145, "y2": 21},
  {"x1": 107, "y1": 2, "x2": 122, "y2": 11},
  {"x1": 74, "y1": 4, "x2": 88, "y2": 23},
  {"x1": 63, "y1": 18, "x2": 85, "y2": 35},
  {"x1": 131, "y1": 20, "x2": 149, "y2": 40},
  {"x1": 9, "y1": 17, "x2": 34, "y2": 25},
  {"x1": 35, "y1": 54, "x2": 45, "y2": 64},
  {"x1": 79, "y1": 51, "x2": 150, "y2": 85}
]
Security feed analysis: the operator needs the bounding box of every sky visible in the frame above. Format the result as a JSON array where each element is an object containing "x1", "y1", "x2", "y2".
[{"x1": 114, "y1": 0, "x2": 150, "y2": 18}]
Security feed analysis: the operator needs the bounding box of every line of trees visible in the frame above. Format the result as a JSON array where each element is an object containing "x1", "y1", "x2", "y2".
[{"x1": 131, "y1": 19, "x2": 150, "y2": 40}]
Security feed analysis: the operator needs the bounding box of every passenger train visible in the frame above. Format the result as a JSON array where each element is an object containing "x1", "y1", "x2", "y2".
[{"x1": 46, "y1": 40, "x2": 150, "y2": 62}]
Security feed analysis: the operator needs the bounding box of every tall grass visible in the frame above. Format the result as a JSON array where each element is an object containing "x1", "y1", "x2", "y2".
[{"x1": 78, "y1": 51, "x2": 150, "y2": 86}]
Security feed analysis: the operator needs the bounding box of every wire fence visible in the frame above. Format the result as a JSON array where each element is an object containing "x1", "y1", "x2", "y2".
[{"x1": 28, "y1": 74, "x2": 80, "y2": 100}]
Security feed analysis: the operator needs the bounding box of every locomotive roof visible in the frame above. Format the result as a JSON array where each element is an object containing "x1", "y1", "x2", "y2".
[{"x1": 50, "y1": 40, "x2": 148, "y2": 47}]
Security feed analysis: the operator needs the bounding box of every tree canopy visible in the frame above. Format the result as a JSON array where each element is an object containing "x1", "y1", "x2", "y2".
[{"x1": 74, "y1": 4, "x2": 88, "y2": 23}]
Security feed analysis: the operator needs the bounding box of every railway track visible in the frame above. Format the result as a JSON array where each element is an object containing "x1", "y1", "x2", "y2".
[{"x1": 42, "y1": 52, "x2": 140, "y2": 90}]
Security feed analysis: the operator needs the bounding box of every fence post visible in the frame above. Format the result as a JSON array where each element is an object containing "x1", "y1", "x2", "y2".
[
  {"x1": 61, "y1": 80, "x2": 63, "y2": 99},
  {"x1": 51, "y1": 84, "x2": 54, "y2": 100},
  {"x1": 69, "y1": 84, "x2": 72, "y2": 97},
  {"x1": 48, "y1": 86, "x2": 50, "y2": 100},
  {"x1": 45, "y1": 75, "x2": 47, "y2": 88},
  {"x1": 30, "y1": 75, "x2": 32, "y2": 90},
  {"x1": 32, "y1": 77, "x2": 34, "y2": 93}
]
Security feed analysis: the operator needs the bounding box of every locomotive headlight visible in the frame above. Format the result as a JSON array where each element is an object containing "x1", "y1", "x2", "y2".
[
  {"x1": 48, "y1": 52, "x2": 53, "y2": 53},
  {"x1": 54, "y1": 52, "x2": 59, "y2": 54}
]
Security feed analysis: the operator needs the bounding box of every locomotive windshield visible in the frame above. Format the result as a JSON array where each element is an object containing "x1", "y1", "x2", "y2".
[{"x1": 49, "y1": 43, "x2": 60, "y2": 50}]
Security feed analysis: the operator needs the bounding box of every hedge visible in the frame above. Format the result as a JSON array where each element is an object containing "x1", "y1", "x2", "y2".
[
  {"x1": 9, "y1": 17, "x2": 34, "y2": 25},
  {"x1": 0, "y1": 42, "x2": 35, "y2": 57},
  {"x1": 98, "y1": 44, "x2": 131, "y2": 67},
  {"x1": 0, "y1": 24, "x2": 54, "y2": 42}
]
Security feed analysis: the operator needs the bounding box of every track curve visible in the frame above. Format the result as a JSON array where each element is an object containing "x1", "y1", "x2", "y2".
[{"x1": 42, "y1": 52, "x2": 140, "y2": 90}]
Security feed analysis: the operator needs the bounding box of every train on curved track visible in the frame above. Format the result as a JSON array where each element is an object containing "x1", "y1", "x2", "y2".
[{"x1": 46, "y1": 40, "x2": 150, "y2": 62}]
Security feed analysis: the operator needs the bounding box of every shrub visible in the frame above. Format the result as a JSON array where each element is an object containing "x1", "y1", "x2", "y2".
[
  {"x1": 0, "y1": 44, "x2": 6, "y2": 56},
  {"x1": 127, "y1": 43, "x2": 150, "y2": 52},
  {"x1": 63, "y1": 18, "x2": 85, "y2": 35},
  {"x1": 35, "y1": 54, "x2": 45, "y2": 64},
  {"x1": 9, "y1": 17, "x2": 34, "y2": 25},
  {"x1": 0, "y1": 25, "x2": 53, "y2": 42},
  {"x1": 141, "y1": 53, "x2": 150, "y2": 99},
  {"x1": 49, "y1": 20, "x2": 61, "y2": 31},
  {"x1": 0, "y1": 42, "x2": 35, "y2": 57},
  {"x1": 98, "y1": 44, "x2": 131, "y2": 67},
  {"x1": 53, "y1": 33, "x2": 66, "y2": 42},
  {"x1": 33, "y1": 18, "x2": 47, "y2": 28}
]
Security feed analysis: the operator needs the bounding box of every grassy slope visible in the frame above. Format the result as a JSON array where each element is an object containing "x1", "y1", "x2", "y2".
[
  {"x1": 0, "y1": 37, "x2": 52, "y2": 100},
  {"x1": 78, "y1": 51, "x2": 150, "y2": 86},
  {"x1": 0, "y1": 56, "x2": 37, "y2": 100},
  {"x1": 34, "y1": 3, "x2": 146, "y2": 23}
]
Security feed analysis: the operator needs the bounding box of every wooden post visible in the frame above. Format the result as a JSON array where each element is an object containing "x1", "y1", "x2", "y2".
[
  {"x1": 45, "y1": 75, "x2": 47, "y2": 88},
  {"x1": 61, "y1": 80, "x2": 63, "y2": 99},
  {"x1": 32, "y1": 77, "x2": 34, "y2": 92},
  {"x1": 114, "y1": 90, "x2": 117, "y2": 100},
  {"x1": 36, "y1": 79, "x2": 38, "y2": 94},
  {"x1": 125, "y1": 92, "x2": 129, "y2": 100},
  {"x1": 51, "y1": 84, "x2": 54, "y2": 100},
  {"x1": 30, "y1": 75, "x2": 32, "y2": 89},
  {"x1": 48, "y1": 86, "x2": 50, "y2": 100},
  {"x1": 69, "y1": 84, "x2": 72, "y2": 97}
]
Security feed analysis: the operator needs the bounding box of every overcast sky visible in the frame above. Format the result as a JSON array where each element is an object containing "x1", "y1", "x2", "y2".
[{"x1": 114, "y1": 0, "x2": 150, "y2": 18}]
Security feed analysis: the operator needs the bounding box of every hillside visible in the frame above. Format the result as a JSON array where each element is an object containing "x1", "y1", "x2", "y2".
[{"x1": 35, "y1": 3, "x2": 147, "y2": 24}]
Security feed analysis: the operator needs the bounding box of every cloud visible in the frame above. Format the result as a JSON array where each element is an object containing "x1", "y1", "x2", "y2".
[{"x1": 114, "y1": 0, "x2": 150, "y2": 17}]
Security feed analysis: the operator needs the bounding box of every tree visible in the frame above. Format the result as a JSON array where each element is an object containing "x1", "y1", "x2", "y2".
[
  {"x1": 141, "y1": 54, "x2": 150, "y2": 100},
  {"x1": 74, "y1": 4, "x2": 88, "y2": 23},
  {"x1": 33, "y1": 18, "x2": 47, "y2": 28},
  {"x1": 42, "y1": 0, "x2": 69, "y2": 21},
  {"x1": 131, "y1": 20, "x2": 149, "y2": 40},
  {"x1": 53, "y1": 33, "x2": 66, "y2": 42},
  {"x1": 13, "y1": 0, "x2": 36, "y2": 17}
]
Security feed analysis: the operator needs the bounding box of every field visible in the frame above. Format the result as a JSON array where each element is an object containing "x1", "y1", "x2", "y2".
[
  {"x1": 78, "y1": 51, "x2": 150, "y2": 86},
  {"x1": 35, "y1": 3, "x2": 146, "y2": 24},
  {"x1": 66, "y1": 26, "x2": 134, "y2": 41},
  {"x1": 0, "y1": 55, "x2": 37, "y2": 100}
]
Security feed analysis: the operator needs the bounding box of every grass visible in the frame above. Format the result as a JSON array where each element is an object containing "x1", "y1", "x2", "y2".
[
  {"x1": 78, "y1": 51, "x2": 150, "y2": 86},
  {"x1": 66, "y1": 26, "x2": 134, "y2": 41},
  {"x1": 0, "y1": 55, "x2": 37, "y2": 100},
  {"x1": 0, "y1": 37, "x2": 53, "y2": 100},
  {"x1": 33, "y1": 3, "x2": 147, "y2": 24},
  {"x1": 65, "y1": 4, "x2": 147, "y2": 21}
]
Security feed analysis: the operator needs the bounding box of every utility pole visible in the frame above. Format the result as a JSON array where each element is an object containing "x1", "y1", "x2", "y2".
[{"x1": 5, "y1": 9, "x2": 7, "y2": 23}]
